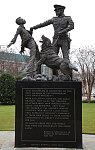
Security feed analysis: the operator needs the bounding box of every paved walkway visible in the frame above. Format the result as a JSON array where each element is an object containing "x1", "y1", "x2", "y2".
[{"x1": 0, "y1": 131, "x2": 95, "y2": 150}]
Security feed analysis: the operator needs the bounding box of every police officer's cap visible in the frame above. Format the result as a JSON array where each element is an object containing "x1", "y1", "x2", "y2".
[{"x1": 54, "y1": 5, "x2": 66, "y2": 11}]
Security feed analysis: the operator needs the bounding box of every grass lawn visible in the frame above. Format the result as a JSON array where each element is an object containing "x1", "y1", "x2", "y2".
[
  {"x1": 0, "y1": 105, "x2": 15, "y2": 131},
  {"x1": 0, "y1": 104, "x2": 95, "y2": 133},
  {"x1": 82, "y1": 103, "x2": 95, "y2": 134}
]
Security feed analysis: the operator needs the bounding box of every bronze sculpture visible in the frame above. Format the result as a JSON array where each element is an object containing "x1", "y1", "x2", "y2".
[
  {"x1": 7, "y1": 6, "x2": 76, "y2": 80},
  {"x1": 7, "y1": 17, "x2": 40, "y2": 77},
  {"x1": 30, "y1": 5, "x2": 74, "y2": 60},
  {"x1": 37, "y1": 35, "x2": 78, "y2": 79}
]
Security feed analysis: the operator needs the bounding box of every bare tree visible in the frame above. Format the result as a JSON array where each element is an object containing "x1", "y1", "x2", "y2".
[{"x1": 71, "y1": 46, "x2": 95, "y2": 102}]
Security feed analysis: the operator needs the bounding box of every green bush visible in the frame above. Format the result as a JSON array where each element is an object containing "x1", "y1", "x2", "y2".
[
  {"x1": 0, "y1": 73, "x2": 15, "y2": 105},
  {"x1": 15, "y1": 75, "x2": 22, "y2": 82}
]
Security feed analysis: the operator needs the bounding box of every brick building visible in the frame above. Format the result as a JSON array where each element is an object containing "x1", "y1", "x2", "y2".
[{"x1": 0, "y1": 51, "x2": 29, "y2": 76}]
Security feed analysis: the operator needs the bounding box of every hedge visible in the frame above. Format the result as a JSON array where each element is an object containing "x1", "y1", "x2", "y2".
[{"x1": 0, "y1": 73, "x2": 22, "y2": 105}]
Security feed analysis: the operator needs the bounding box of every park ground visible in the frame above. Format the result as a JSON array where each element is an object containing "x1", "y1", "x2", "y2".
[{"x1": 0, "y1": 104, "x2": 95, "y2": 134}]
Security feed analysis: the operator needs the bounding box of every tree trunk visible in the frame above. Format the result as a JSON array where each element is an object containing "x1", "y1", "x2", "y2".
[
  {"x1": 87, "y1": 92, "x2": 91, "y2": 103},
  {"x1": 87, "y1": 87, "x2": 91, "y2": 103}
]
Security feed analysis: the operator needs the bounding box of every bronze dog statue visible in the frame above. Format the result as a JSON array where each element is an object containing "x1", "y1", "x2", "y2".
[{"x1": 37, "y1": 35, "x2": 78, "y2": 79}]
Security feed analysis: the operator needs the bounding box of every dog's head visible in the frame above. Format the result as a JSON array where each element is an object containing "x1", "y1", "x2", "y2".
[{"x1": 39, "y1": 35, "x2": 51, "y2": 50}]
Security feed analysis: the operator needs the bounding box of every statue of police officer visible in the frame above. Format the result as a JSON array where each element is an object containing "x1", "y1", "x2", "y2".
[{"x1": 30, "y1": 4, "x2": 74, "y2": 60}]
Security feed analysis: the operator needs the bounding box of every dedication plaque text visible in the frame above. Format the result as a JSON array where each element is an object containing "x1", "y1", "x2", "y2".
[{"x1": 15, "y1": 81, "x2": 82, "y2": 148}]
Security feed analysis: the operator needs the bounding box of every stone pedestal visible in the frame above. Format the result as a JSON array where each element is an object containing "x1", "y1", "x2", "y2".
[{"x1": 15, "y1": 81, "x2": 82, "y2": 149}]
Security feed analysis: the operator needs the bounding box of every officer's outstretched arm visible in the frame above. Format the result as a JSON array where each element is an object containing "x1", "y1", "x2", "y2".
[{"x1": 30, "y1": 19, "x2": 53, "y2": 30}]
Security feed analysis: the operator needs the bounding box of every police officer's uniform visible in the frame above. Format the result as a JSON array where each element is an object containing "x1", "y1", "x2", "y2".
[{"x1": 31, "y1": 5, "x2": 74, "y2": 59}]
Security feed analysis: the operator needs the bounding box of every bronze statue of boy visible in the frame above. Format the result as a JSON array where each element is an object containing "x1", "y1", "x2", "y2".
[{"x1": 8, "y1": 17, "x2": 40, "y2": 77}]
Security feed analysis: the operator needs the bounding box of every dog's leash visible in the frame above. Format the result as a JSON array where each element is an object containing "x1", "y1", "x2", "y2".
[{"x1": 52, "y1": 35, "x2": 59, "y2": 47}]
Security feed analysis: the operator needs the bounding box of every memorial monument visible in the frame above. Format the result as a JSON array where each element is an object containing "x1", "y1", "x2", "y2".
[{"x1": 8, "y1": 4, "x2": 82, "y2": 149}]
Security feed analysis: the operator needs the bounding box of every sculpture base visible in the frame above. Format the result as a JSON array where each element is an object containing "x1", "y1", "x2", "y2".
[{"x1": 15, "y1": 81, "x2": 82, "y2": 148}]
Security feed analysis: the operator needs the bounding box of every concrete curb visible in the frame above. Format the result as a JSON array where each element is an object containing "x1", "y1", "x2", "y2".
[{"x1": 0, "y1": 132, "x2": 95, "y2": 150}]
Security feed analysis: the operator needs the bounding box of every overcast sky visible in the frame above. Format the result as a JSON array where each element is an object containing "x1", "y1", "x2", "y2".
[{"x1": 0, "y1": 0, "x2": 95, "y2": 52}]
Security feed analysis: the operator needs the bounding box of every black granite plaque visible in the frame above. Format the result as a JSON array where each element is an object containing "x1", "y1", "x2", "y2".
[{"x1": 15, "y1": 81, "x2": 82, "y2": 148}]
